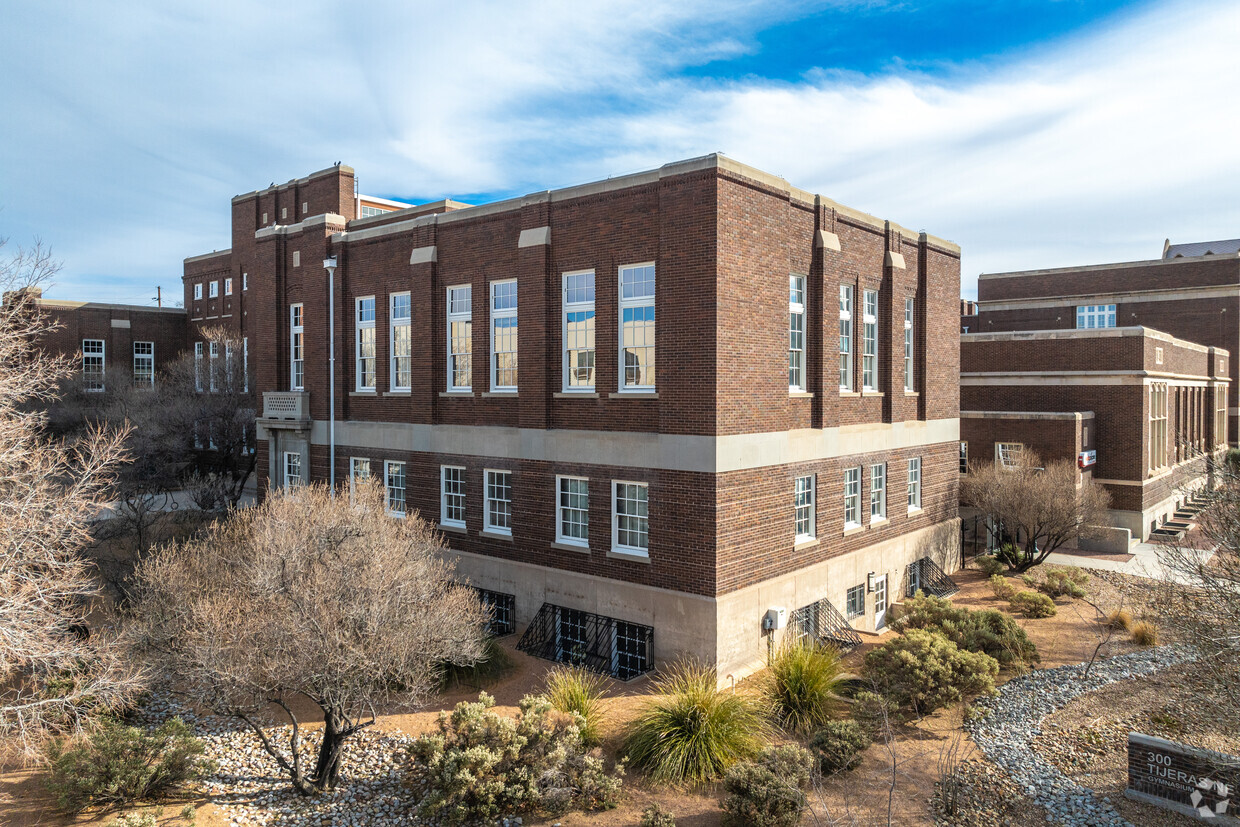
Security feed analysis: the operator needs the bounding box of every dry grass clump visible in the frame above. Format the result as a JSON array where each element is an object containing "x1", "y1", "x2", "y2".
[
  {"x1": 1131, "y1": 621, "x2": 1159, "y2": 646},
  {"x1": 1104, "y1": 609, "x2": 1133, "y2": 631},
  {"x1": 763, "y1": 638, "x2": 847, "y2": 735},
  {"x1": 545, "y1": 666, "x2": 608, "y2": 747}
]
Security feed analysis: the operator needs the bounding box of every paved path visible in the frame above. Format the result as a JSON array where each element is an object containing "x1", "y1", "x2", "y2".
[{"x1": 1045, "y1": 540, "x2": 1213, "y2": 585}]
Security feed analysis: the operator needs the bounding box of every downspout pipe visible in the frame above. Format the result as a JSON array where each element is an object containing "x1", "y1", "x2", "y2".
[{"x1": 323, "y1": 257, "x2": 338, "y2": 496}]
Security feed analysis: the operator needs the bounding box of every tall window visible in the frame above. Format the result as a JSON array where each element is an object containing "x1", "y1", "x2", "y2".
[
  {"x1": 447, "y1": 285, "x2": 472, "y2": 390},
  {"x1": 563, "y1": 271, "x2": 596, "y2": 391},
  {"x1": 1077, "y1": 304, "x2": 1117, "y2": 329},
  {"x1": 224, "y1": 342, "x2": 234, "y2": 391},
  {"x1": 794, "y1": 475, "x2": 815, "y2": 540},
  {"x1": 843, "y1": 467, "x2": 861, "y2": 528},
  {"x1": 619, "y1": 263, "x2": 655, "y2": 390},
  {"x1": 862, "y1": 289, "x2": 878, "y2": 391},
  {"x1": 82, "y1": 339, "x2": 105, "y2": 392},
  {"x1": 441, "y1": 466, "x2": 466, "y2": 527},
  {"x1": 789, "y1": 275, "x2": 805, "y2": 391},
  {"x1": 1150, "y1": 382, "x2": 1168, "y2": 473},
  {"x1": 193, "y1": 283, "x2": 203, "y2": 300},
  {"x1": 208, "y1": 342, "x2": 219, "y2": 392},
  {"x1": 350, "y1": 458, "x2": 370, "y2": 499},
  {"x1": 194, "y1": 342, "x2": 204, "y2": 392},
  {"x1": 133, "y1": 341, "x2": 154, "y2": 388},
  {"x1": 870, "y1": 462, "x2": 886, "y2": 520},
  {"x1": 356, "y1": 296, "x2": 376, "y2": 391},
  {"x1": 907, "y1": 458, "x2": 922, "y2": 510},
  {"x1": 839, "y1": 285, "x2": 853, "y2": 390},
  {"x1": 290, "y1": 304, "x2": 304, "y2": 391},
  {"x1": 996, "y1": 442, "x2": 1024, "y2": 469},
  {"x1": 612, "y1": 481, "x2": 649, "y2": 555},
  {"x1": 224, "y1": 277, "x2": 233, "y2": 296},
  {"x1": 959, "y1": 441, "x2": 968, "y2": 473},
  {"x1": 385, "y1": 460, "x2": 406, "y2": 516},
  {"x1": 1218, "y1": 390, "x2": 1229, "y2": 446},
  {"x1": 209, "y1": 280, "x2": 219, "y2": 298},
  {"x1": 556, "y1": 476, "x2": 590, "y2": 546},
  {"x1": 490, "y1": 280, "x2": 518, "y2": 391},
  {"x1": 283, "y1": 452, "x2": 301, "y2": 492},
  {"x1": 485, "y1": 470, "x2": 512, "y2": 534},
  {"x1": 903, "y1": 297, "x2": 915, "y2": 392},
  {"x1": 390, "y1": 292, "x2": 411, "y2": 391},
  {"x1": 242, "y1": 337, "x2": 248, "y2": 392}
]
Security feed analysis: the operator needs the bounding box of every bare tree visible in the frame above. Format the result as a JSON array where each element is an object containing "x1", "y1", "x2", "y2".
[
  {"x1": 0, "y1": 238, "x2": 143, "y2": 757},
  {"x1": 960, "y1": 450, "x2": 1110, "y2": 572},
  {"x1": 129, "y1": 481, "x2": 489, "y2": 794}
]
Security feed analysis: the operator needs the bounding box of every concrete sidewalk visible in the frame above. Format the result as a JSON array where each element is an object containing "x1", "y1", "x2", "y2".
[{"x1": 1044, "y1": 540, "x2": 1213, "y2": 585}]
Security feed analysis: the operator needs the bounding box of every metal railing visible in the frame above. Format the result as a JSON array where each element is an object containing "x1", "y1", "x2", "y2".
[
  {"x1": 516, "y1": 602, "x2": 654, "y2": 680},
  {"x1": 789, "y1": 597, "x2": 863, "y2": 652},
  {"x1": 906, "y1": 556, "x2": 959, "y2": 599}
]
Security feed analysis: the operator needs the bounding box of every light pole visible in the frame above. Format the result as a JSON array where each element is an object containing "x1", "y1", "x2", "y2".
[{"x1": 323, "y1": 257, "x2": 338, "y2": 496}]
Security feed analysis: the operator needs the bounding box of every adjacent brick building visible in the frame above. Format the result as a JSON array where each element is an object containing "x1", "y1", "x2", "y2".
[{"x1": 182, "y1": 154, "x2": 963, "y2": 680}]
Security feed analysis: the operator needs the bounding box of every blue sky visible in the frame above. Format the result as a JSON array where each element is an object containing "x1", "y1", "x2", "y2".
[{"x1": 1, "y1": 0, "x2": 1237, "y2": 304}]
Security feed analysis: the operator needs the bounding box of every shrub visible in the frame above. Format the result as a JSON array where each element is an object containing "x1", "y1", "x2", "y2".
[
  {"x1": 1009, "y1": 591, "x2": 1057, "y2": 618},
  {"x1": 892, "y1": 592, "x2": 1039, "y2": 670},
  {"x1": 1023, "y1": 566, "x2": 1089, "y2": 599},
  {"x1": 407, "y1": 692, "x2": 622, "y2": 824},
  {"x1": 764, "y1": 638, "x2": 848, "y2": 735},
  {"x1": 720, "y1": 746, "x2": 813, "y2": 827},
  {"x1": 640, "y1": 803, "x2": 677, "y2": 827},
  {"x1": 989, "y1": 574, "x2": 1016, "y2": 600},
  {"x1": 1105, "y1": 609, "x2": 1133, "y2": 631},
  {"x1": 437, "y1": 636, "x2": 515, "y2": 690},
  {"x1": 545, "y1": 666, "x2": 608, "y2": 747},
  {"x1": 623, "y1": 662, "x2": 771, "y2": 785},
  {"x1": 809, "y1": 719, "x2": 871, "y2": 774},
  {"x1": 864, "y1": 629, "x2": 999, "y2": 715},
  {"x1": 975, "y1": 555, "x2": 1006, "y2": 577},
  {"x1": 1131, "y1": 621, "x2": 1159, "y2": 646},
  {"x1": 850, "y1": 689, "x2": 900, "y2": 730},
  {"x1": 45, "y1": 717, "x2": 214, "y2": 813}
]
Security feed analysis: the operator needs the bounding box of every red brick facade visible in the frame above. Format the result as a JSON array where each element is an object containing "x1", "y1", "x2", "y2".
[{"x1": 33, "y1": 297, "x2": 187, "y2": 386}]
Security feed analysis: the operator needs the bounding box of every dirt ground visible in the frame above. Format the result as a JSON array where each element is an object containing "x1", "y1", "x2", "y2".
[{"x1": 0, "y1": 564, "x2": 1172, "y2": 827}]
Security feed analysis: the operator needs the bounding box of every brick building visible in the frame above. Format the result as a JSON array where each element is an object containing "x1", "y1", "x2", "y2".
[{"x1": 182, "y1": 154, "x2": 963, "y2": 680}]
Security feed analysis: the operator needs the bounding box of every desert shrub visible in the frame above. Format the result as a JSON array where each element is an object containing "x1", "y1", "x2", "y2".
[
  {"x1": 1009, "y1": 590, "x2": 1057, "y2": 618},
  {"x1": 989, "y1": 574, "x2": 1016, "y2": 600},
  {"x1": 407, "y1": 692, "x2": 622, "y2": 824},
  {"x1": 720, "y1": 746, "x2": 813, "y2": 827},
  {"x1": 975, "y1": 555, "x2": 1006, "y2": 577},
  {"x1": 623, "y1": 662, "x2": 770, "y2": 785},
  {"x1": 850, "y1": 689, "x2": 900, "y2": 730},
  {"x1": 105, "y1": 813, "x2": 158, "y2": 827},
  {"x1": 764, "y1": 638, "x2": 847, "y2": 735},
  {"x1": 809, "y1": 719, "x2": 871, "y2": 774},
  {"x1": 640, "y1": 803, "x2": 677, "y2": 827},
  {"x1": 864, "y1": 629, "x2": 999, "y2": 715},
  {"x1": 1105, "y1": 609, "x2": 1133, "y2": 631},
  {"x1": 892, "y1": 592, "x2": 1039, "y2": 669},
  {"x1": 45, "y1": 717, "x2": 214, "y2": 813},
  {"x1": 545, "y1": 666, "x2": 608, "y2": 747},
  {"x1": 437, "y1": 636, "x2": 515, "y2": 690},
  {"x1": 1131, "y1": 621, "x2": 1159, "y2": 646},
  {"x1": 1023, "y1": 565, "x2": 1089, "y2": 599}
]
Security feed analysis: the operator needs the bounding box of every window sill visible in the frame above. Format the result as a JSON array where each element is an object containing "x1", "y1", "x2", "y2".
[
  {"x1": 551, "y1": 540, "x2": 591, "y2": 554},
  {"x1": 843, "y1": 524, "x2": 864, "y2": 537},
  {"x1": 789, "y1": 391, "x2": 814, "y2": 399},
  {"x1": 384, "y1": 390, "x2": 412, "y2": 397},
  {"x1": 437, "y1": 522, "x2": 466, "y2": 534},
  {"x1": 483, "y1": 391, "x2": 518, "y2": 398},
  {"x1": 439, "y1": 390, "x2": 474, "y2": 397},
  {"x1": 609, "y1": 391, "x2": 658, "y2": 399},
  {"x1": 870, "y1": 516, "x2": 888, "y2": 526},
  {"x1": 839, "y1": 390, "x2": 860, "y2": 398},
  {"x1": 349, "y1": 391, "x2": 377, "y2": 397},
  {"x1": 794, "y1": 537, "x2": 820, "y2": 551},
  {"x1": 607, "y1": 547, "x2": 651, "y2": 563},
  {"x1": 478, "y1": 529, "x2": 513, "y2": 542},
  {"x1": 908, "y1": 506, "x2": 923, "y2": 516},
  {"x1": 861, "y1": 390, "x2": 884, "y2": 398},
  {"x1": 904, "y1": 391, "x2": 919, "y2": 397},
  {"x1": 554, "y1": 391, "x2": 599, "y2": 399}
]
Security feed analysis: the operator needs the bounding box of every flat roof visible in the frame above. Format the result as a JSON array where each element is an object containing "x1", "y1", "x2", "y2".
[
  {"x1": 37, "y1": 298, "x2": 186, "y2": 316},
  {"x1": 979, "y1": 251, "x2": 1239, "y2": 280},
  {"x1": 961, "y1": 325, "x2": 1225, "y2": 356}
]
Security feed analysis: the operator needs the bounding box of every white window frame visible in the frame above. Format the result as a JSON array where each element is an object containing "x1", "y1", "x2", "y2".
[
  {"x1": 224, "y1": 342, "x2": 234, "y2": 391},
  {"x1": 1076, "y1": 303, "x2": 1117, "y2": 329},
  {"x1": 242, "y1": 272, "x2": 248, "y2": 291},
  {"x1": 789, "y1": 274, "x2": 806, "y2": 392},
  {"x1": 82, "y1": 339, "x2": 105, "y2": 392},
  {"x1": 242, "y1": 337, "x2": 248, "y2": 392},
  {"x1": 290, "y1": 304, "x2": 304, "y2": 391},
  {"x1": 194, "y1": 342, "x2": 204, "y2": 392},
  {"x1": 1149, "y1": 383, "x2": 1168, "y2": 473},
  {"x1": 489, "y1": 280, "x2": 518, "y2": 392},
  {"x1": 447, "y1": 285, "x2": 472, "y2": 391},
  {"x1": 959, "y1": 441, "x2": 968, "y2": 473},
  {"x1": 385, "y1": 460, "x2": 406, "y2": 517},
  {"x1": 441, "y1": 466, "x2": 466, "y2": 528},
  {"x1": 562, "y1": 270, "x2": 596, "y2": 392},
  {"x1": 903, "y1": 297, "x2": 914, "y2": 392},
  {"x1": 556, "y1": 475, "x2": 590, "y2": 547},
  {"x1": 996, "y1": 442, "x2": 1025, "y2": 469},
  {"x1": 845, "y1": 584, "x2": 865, "y2": 619},
  {"x1": 349, "y1": 457, "x2": 370, "y2": 500},
  {"x1": 209, "y1": 280, "x2": 219, "y2": 299},
  {"x1": 133, "y1": 341, "x2": 154, "y2": 388},
  {"x1": 618, "y1": 262, "x2": 656, "y2": 392},
  {"x1": 390, "y1": 292, "x2": 412, "y2": 391},
  {"x1": 870, "y1": 462, "x2": 886, "y2": 521},
  {"x1": 611, "y1": 480, "x2": 650, "y2": 556},
  {"x1": 839, "y1": 285, "x2": 853, "y2": 391},
  {"x1": 356, "y1": 296, "x2": 376, "y2": 391},
  {"x1": 208, "y1": 341, "x2": 219, "y2": 392},
  {"x1": 862, "y1": 289, "x2": 878, "y2": 391},
  {"x1": 283, "y1": 451, "x2": 302, "y2": 492},
  {"x1": 843, "y1": 467, "x2": 862, "y2": 529},
  {"x1": 484, "y1": 469, "x2": 513, "y2": 535},
  {"x1": 794, "y1": 474, "x2": 815, "y2": 541},
  {"x1": 907, "y1": 457, "x2": 922, "y2": 511},
  {"x1": 193, "y1": 283, "x2": 203, "y2": 300},
  {"x1": 224, "y1": 277, "x2": 233, "y2": 296}
]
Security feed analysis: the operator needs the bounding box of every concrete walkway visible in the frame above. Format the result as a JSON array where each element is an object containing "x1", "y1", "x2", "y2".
[{"x1": 1045, "y1": 540, "x2": 1213, "y2": 585}]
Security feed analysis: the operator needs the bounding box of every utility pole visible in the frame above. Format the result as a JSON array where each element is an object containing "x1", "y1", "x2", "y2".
[{"x1": 153, "y1": 286, "x2": 162, "y2": 307}]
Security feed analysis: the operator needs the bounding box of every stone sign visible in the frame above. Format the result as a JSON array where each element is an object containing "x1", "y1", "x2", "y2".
[{"x1": 1127, "y1": 732, "x2": 1239, "y2": 822}]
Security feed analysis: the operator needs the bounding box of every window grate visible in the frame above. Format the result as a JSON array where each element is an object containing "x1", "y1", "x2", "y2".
[
  {"x1": 789, "y1": 597, "x2": 862, "y2": 652},
  {"x1": 517, "y1": 602, "x2": 654, "y2": 680},
  {"x1": 905, "y1": 557, "x2": 959, "y2": 599},
  {"x1": 474, "y1": 588, "x2": 516, "y2": 637}
]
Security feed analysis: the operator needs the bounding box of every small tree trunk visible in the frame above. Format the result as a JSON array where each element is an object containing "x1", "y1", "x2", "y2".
[{"x1": 312, "y1": 709, "x2": 347, "y2": 791}]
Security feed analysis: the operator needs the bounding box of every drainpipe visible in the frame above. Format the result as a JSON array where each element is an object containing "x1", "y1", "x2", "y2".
[{"x1": 323, "y1": 257, "x2": 338, "y2": 496}]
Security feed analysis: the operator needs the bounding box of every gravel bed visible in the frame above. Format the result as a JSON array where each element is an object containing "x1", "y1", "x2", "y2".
[{"x1": 965, "y1": 645, "x2": 1197, "y2": 827}]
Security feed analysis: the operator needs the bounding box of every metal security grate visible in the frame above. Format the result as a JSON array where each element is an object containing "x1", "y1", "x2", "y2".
[
  {"x1": 474, "y1": 588, "x2": 515, "y2": 637},
  {"x1": 905, "y1": 557, "x2": 959, "y2": 599},
  {"x1": 790, "y1": 597, "x2": 863, "y2": 652},
  {"x1": 516, "y1": 603, "x2": 654, "y2": 680}
]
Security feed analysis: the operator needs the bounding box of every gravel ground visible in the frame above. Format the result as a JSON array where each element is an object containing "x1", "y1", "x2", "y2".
[{"x1": 965, "y1": 644, "x2": 1198, "y2": 827}]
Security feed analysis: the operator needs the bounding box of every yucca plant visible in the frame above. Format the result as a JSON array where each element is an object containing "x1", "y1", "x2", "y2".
[
  {"x1": 763, "y1": 638, "x2": 849, "y2": 735},
  {"x1": 545, "y1": 665, "x2": 608, "y2": 746},
  {"x1": 623, "y1": 662, "x2": 771, "y2": 785}
]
